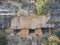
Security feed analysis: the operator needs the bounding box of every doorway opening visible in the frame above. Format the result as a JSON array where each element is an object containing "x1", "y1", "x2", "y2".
[
  {"x1": 41, "y1": 28, "x2": 49, "y2": 34},
  {"x1": 13, "y1": 29, "x2": 20, "y2": 35},
  {"x1": 29, "y1": 29, "x2": 35, "y2": 34}
]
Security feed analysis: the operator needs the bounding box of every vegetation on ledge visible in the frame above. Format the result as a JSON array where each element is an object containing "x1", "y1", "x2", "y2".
[{"x1": 35, "y1": 0, "x2": 52, "y2": 15}]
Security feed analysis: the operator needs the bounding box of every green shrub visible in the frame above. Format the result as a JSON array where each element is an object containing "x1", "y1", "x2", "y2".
[{"x1": 41, "y1": 36, "x2": 59, "y2": 45}]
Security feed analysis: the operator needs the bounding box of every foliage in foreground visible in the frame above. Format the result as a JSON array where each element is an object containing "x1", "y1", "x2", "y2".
[
  {"x1": 0, "y1": 31, "x2": 6, "y2": 45},
  {"x1": 55, "y1": 31, "x2": 60, "y2": 39},
  {"x1": 41, "y1": 36, "x2": 60, "y2": 45}
]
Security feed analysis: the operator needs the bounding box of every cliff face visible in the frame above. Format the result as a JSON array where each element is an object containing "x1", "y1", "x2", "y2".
[
  {"x1": 0, "y1": 0, "x2": 58, "y2": 29},
  {"x1": 10, "y1": 15, "x2": 51, "y2": 29}
]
